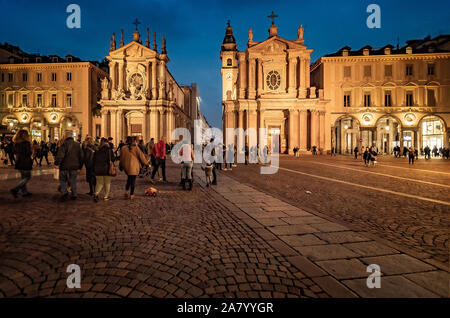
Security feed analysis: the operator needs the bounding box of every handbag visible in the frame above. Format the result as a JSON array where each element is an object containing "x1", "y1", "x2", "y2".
[{"x1": 108, "y1": 150, "x2": 117, "y2": 177}]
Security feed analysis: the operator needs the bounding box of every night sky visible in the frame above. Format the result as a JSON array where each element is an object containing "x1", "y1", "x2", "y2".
[{"x1": 1, "y1": 0, "x2": 449, "y2": 128}]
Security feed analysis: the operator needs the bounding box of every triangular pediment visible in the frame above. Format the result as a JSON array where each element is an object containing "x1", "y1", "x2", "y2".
[
  {"x1": 248, "y1": 36, "x2": 305, "y2": 53},
  {"x1": 360, "y1": 82, "x2": 376, "y2": 88},
  {"x1": 109, "y1": 41, "x2": 157, "y2": 59}
]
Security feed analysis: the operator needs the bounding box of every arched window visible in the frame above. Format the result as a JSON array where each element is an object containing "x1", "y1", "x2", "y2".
[{"x1": 227, "y1": 59, "x2": 232, "y2": 66}]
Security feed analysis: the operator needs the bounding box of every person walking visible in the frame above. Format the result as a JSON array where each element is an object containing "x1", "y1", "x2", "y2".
[
  {"x1": 39, "y1": 140, "x2": 50, "y2": 166},
  {"x1": 369, "y1": 146, "x2": 377, "y2": 167},
  {"x1": 83, "y1": 136, "x2": 97, "y2": 196},
  {"x1": 179, "y1": 142, "x2": 194, "y2": 191},
  {"x1": 151, "y1": 136, "x2": 167, "y2": 182},
  {"x1": 31, "y1": 140, "x2": 41, "y2": 166},
  {"x1": 353, "y1": 146, "x2": 359, "y2": 159},
  {"x1": 10, "y1": 130, "x2": 33, "y2": 198},
  {"x1": 5, "y1": 139, "x2": 16, "y2": 166},
  {"x1": 55, "y1": 130, "x2": 84, "y2": 201},
  {"x1": 363, "y1": 147, "x2": 369, "y2": 167},
  {"x1": 93, "y1": 138, "x2": 115, "y2": 202},
  {"x1": 408, "y1": 147, "x2": 415, "y2": 165},
  {"x1": 120, "y1": 136, "x2": 149, "y2": 199}
]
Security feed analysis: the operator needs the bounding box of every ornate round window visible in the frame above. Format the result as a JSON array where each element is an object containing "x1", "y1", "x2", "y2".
[{"x1": 266, "y1": 70, "x2": 281, "y2": 90}]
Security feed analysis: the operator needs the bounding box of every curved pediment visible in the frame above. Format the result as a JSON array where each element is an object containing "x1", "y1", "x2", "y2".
[
  {"x1": 360, "y1": 82, "x2": 376, "y2": 88},
  {"x1": 426, "y1": 81, "x2": 440, "y2": 86},
  {"x1": 381, "y1": 81, "x2": 396, "y2": 87},
  {"x1": 405, "y1": 82, "x2": 418, "y2": 87}
]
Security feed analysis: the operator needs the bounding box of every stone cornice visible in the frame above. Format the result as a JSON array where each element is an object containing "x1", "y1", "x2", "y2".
[{"x1": 316, "y1": 52, "x2": 450, "y2": 65}]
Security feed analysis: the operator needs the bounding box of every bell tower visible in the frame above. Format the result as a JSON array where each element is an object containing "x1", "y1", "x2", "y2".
[{"x1": 220, "y1": 20, "x2": 238, "y2": 101}]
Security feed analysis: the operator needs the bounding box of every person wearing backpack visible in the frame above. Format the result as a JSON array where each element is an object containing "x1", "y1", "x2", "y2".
[{"x1": 54, "y1": 130, "x2": 84, "y2": 201}]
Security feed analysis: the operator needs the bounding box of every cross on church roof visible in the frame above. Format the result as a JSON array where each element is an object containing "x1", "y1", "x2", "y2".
[
  {"x1": 132, "y1": 18, "x2": 141, "y2": 30},
  {"x1": 268, "y1": 11, "x2": 278, "y2": 25},
  {"x1": 227, "y1": 19, "x2": 231, "y2": 27}
]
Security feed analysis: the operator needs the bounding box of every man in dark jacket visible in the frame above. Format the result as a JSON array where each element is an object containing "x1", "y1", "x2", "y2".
[
  {"x1": 10, "y1": 130, "x2": 33, "y2": 198},
  {"x1": 55, "y1": 131, "x2": 84, "y2": 201}
]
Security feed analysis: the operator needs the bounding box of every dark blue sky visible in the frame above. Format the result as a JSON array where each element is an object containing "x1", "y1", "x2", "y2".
[{"x1": 1, "y1": 0, "x2": 449, "y2": 127}]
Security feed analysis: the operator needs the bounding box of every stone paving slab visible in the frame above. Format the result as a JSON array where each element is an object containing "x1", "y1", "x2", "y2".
[
  {"x1": 206, "y1": 172, "x2": 447, "y2": 298},
  {"x1": 360, "y1": 254, "x2": 436, "y2": 275},
  {"x1": 342, "y1": 276, "x2": 438, "y2": 298}
]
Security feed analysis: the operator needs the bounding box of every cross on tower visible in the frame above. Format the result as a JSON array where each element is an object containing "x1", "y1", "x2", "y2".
[
  {"x1": 268, "y1": 11, "x2": 278, "y2": 25},
  {"x1": 227, "y1": 19, "x2": 231, "y2": 27},
  {"x1": 132, "y1": 18, "x2": 141, "y2": 30}
]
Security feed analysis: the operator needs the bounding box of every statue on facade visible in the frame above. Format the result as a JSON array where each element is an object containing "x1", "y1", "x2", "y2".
[
  {"x1": 168, "y1": 81, "x2": 174, "y2": 100},
  {"x1": 297, "y1": 25, "x2": 304, "y2": 41},
  {"x1": 248, "y1": 28, "x2": 253, "y2": 42},
  {"x1": 101, "y1": 77, "x2": 110, "y2": 99},
  {"x1": 110, "y1": 33, "x2": 116, "y2": 51}
]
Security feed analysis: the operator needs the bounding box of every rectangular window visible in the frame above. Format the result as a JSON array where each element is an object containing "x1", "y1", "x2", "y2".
[
  {"x1": 344, "y1": 66, "x2": 351, "y2": 78},
  {"x1": 344, "y1": 93, "x2": 351, "y2": 107},
  {"x1": 51, "y1": 94, "x2": 57, "y2": 107},
  {"x1": 384, "y1": 91, "x2": 392, "y2": 107},
  {"x1": 22, "y1": 94, "x2": 28, "y2": 107},
  {"x1": 406, "y1": 64, "x2": 413, "y2": 76},
  {"x1": 406, "y1": 92, "x2": 414, "y2": 106},
  {"x1": 1, "y1": 73, "x2": 4, "y2": 82},
  {"x1": 364, "y1": 93, "x2": 371, "y2": 107},
  {"x1": 427, "y1": 89, "x2": 436, "y2": 106},
  {"x1": 51, "y1": 73, "x2": 57, "y2": 81},
  {"x1": 428, "y1": 64, "x2": 435, "y2": 76},
  {"x1": 66, "y1": 94, "x2": 72, "y2": 107},
  {"x1": 37, "y1": 94, "x2": 42, "y2": 107},
  {"x1": 0, "y1": 93, "x2": 4, "y2": 106},
  {"x1": 22, "y1": 73, "x2": 28, "y2": 82},
  {"x1": 66, "y1": 72, "x2": 72, "y2": 81},
  {"x1": 8, "y1": 73, "x2": 13, "y2": 82},
  {"x1": 384, "y1": 65, "x2": 392, "y2": 77},
  {"x1": 37, "y1": 73, "x2": 42, "y2": 82},
  {"x1": 364, "y1": 65, "x2": 371, "y2": 77}
]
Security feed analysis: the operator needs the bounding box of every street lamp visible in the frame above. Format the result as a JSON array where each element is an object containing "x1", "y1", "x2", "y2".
[
  {"x1": 385, "y1": 125, "x2": 390, "y2": 131},
  {"x1": 344, "y1": 125, "x2": 349, "y2": 130}
]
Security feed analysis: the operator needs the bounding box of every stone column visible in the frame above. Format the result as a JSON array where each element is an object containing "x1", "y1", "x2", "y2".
[
  {"x1": 110, "y1": 109, "x2": 117, "y2": 141},
  {"x1": 238, "y1": 54, "x2": 246, "y2": 99},
  {"x1": 159, "y1": 61, "x2": 166, "y2": 100},
  {"x1": 299, "y1": 110, "x2": 307, "y2": 151},
  {"x1": 149, "y1": 108, "x2": 157, "y2": 140},
  {"x1": 142, "y1": 110, "x2": 148, "y2": 142},
  {"x1": 118, "y1": 62, "x2": 124, "y2": 91},
  {"x1": 117, "y1": 109, "x2": 123, "y2": 142},
  {"x1": 159, "y1": 109, "x2": 165, "y2": 139},
  {"x1": 310, "y1": 110, "x2": 319, "y2": 149},
  {"x1": 152, "y1": 61, "x2": 158, "y2": 99},
  {"x1": 101, "y1": 110, "x2": 108, "y2": 138},
  {"x1": 147, "y1": 62, "x2": 151, "y2": 98},
  {"x1": 248, "y1": 58, "x2": 256, "y2": 99},
  {"x1": 110, "y1": 62, "x2": 116, "y2": 90},
  {"x1": 298, "y1": 58, "x2": 307, "y2": 98},
  {"x1": 256, "y1": 58, "x2": 263, "y2": 97},
  {"x1": 319, "y1": 111, "x2": 326, "y2": 150},
  {"x1": 305, "y1": 57, "x2": 311, "y2": 88},
  {"x1": 288, "y1": 109, "x2": 298, "y2": 154},
  {"x1": 288, "y1": 57, "x2": 296, "y2": 94}
]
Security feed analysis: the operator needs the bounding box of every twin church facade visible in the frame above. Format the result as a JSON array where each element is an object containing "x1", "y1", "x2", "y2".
[{"x1": 221, "y1": 20, "x2": 450, "y2": 154}]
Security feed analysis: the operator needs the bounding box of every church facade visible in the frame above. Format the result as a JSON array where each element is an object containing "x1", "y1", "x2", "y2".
[
  {"x1": 99, "y1": 27, "x2": 198, "y2": 143},
  {"x1": 220, "y1": 20, "x2": 329, "y2": 154}
]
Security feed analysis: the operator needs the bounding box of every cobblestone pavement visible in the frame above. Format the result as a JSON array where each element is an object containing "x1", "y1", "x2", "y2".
[
  {"x1": 0, "y1": 163, "x2": 327, "y2": 298},
  {"x1": 222, "y1": 155, "x2": 450, "y2": 270}
]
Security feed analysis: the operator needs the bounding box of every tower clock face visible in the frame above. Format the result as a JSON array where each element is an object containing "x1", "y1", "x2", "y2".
[
  {"x1": 226, "y1": 72, "x2": 232, "y2": 81},
  {"x1": 266, "y1": 70, "x2": 281, "y2": 90}
]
